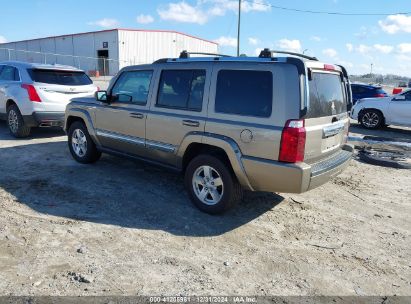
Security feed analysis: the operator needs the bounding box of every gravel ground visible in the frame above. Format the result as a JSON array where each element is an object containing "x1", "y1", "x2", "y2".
[{"x1": 0, "y1": 121, "x2": 410, "y2": 296}]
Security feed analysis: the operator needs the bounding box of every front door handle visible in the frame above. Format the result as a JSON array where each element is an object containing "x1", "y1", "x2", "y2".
[
  {"x1": 182, "y1": 120, "x2": 200, "y2": 127},
  {"x1": 130, "y1": 112, "x2": 144, "y2": 119}
]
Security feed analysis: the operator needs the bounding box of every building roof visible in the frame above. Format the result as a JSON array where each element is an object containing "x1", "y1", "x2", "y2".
[{"x1": 0, "y1": 28, "x2": 218, "y2": 46}]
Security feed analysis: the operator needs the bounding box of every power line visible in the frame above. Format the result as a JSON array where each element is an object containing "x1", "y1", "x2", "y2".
[{"x1": 243, "y1": 0, "x2": 411, "y2": 16}]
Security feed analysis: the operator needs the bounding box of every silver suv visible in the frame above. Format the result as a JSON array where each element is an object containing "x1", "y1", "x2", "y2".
[
  {"x1": 0, "y1": 61, "x2": 97, "y2": 137},
  {"x1": 64, "y1": 49, "x2": 353, "y2": 214}
]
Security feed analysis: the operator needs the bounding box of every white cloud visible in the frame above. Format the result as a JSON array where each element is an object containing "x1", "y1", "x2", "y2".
[
  {"x1": 357, "y1": 44, "x2": 371, "y2": 54},
  {"x1": 277, "y1": 39, "x2": 301, "y2": 52},
  {"x1": 254, "y1": 48, "x2": 264, "y2": 56},
  {"x1": 88, "y1": 18, "x2": 119, "y2": 28},
  {"x1": 310, "y1": 36, "x2": 322, "y2": 42},
  {"x1": 322, "y1": 48, "x2": 338, "y2": 58},
  {"x1": 248, "y1": 37, "x2": 259, "y2": 45},
  {"x1": 158, "y1": 1, "x2": 270, "y2": 24},
  {"x1": 346, "y1": 43, "x2": 354, "y2": 52},
  {"x1": 373, "y1": 44, "x2": 394, "y2": 54},
  {"x1": 208, "y1": 0, "x2": 270, "y2": 15},
  {"x1": 0, "y1": 36, "x2": 7, "y2": 44},
  {"x1": 136, "y1": 14, "x2": 154, "y2": 24},
  {"x1": 158, "y1": 2, "x2": 208, "y2": 24},
  {"x1": 214, "y1": 36, "x2": 237, "y2": 47},
  {"x1": 396, "y1": 54, "x2": 411, "y2": 62},
  {"x1": 397, "y1": 43, "x2": 411, "y2": 54},
  {"x1": 379, "y1": 14, "x2": 411, "y2": 34}
]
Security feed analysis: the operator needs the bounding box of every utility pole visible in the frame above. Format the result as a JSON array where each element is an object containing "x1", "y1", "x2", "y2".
[
  {"x1": 237, "y1": 0, "x2": 241, "y2": 56},
  {"x1": 370, "y1": 63, "x2": 373, "y2": 76}
]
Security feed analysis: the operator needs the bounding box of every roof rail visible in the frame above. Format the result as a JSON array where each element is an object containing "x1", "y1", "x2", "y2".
[
  {"x1": 179, "y1": 50, "x2": 232, "y2": 59},
  {"x1": 259, "y1": 48, "x2": 318, "y2": 61}
]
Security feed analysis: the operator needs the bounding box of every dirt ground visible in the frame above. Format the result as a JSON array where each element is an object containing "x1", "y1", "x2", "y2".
[{"x1": 0, "y1": 120, "x2": 410, "y2": 296}]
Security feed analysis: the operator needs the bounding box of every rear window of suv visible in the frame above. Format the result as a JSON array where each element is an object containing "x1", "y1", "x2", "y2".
[
  {"x1": 215, "y1": 70, "x2": 273, "y2": 118},
  {"x1": 307, "y1": 72, "x2": 347, "y2": 118},
  {"x1": 27, "y1": 69, "x2": 92, "y2": 86}
]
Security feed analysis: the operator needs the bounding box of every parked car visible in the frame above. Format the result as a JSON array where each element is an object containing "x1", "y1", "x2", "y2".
[
  {"x1": 64, "y1": 49, "x2": 353, "y2": 214},
  {"x1": 398, "y1": 81, "x2": 407, "y2": 88},
  {"x1": 408, "y1": 80, "x2": 411, "y2": 88},
  {"x1": 351, "y1": 89, "x2": 411, "y2": 129},
  {"x1": 351, "y1": 83, "x2": 388, "y2": 104},
  {"x1": 0, "y1": 61, "x2": 98, "y2": 137}
]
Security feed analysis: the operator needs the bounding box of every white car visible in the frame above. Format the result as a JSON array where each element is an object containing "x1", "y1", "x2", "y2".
[
  {"x1": 0, "y1": 61, "x2": 97, "y2": 137},
  {"x1": 351, "y1": 89, "x2": 411, "y2": 129}
]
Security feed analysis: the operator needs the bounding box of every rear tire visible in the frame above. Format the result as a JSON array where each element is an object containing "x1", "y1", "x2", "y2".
[
  {"x1": 185, "y1": 154, "x2": 243, "y2": 214},
  {"x1": 7, "y1": 104, "x2": 31, "y2": 138},
  {"x1": 359, "y1": 109, "x2": 384, "y2": 129},
  {"x1": 68, "y1": 121, "x2": 101, "y2": 164}
]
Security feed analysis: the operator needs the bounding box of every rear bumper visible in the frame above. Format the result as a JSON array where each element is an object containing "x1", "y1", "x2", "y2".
[
  {"x1": 23, "y1": 112, "x2": 65, "y2": 128},
  {"x1": 241, "y1": 145, "x2": 353, "y2": 193}
]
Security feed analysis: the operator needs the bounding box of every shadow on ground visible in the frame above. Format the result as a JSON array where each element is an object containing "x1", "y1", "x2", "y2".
[{"x1": 0, "y1": 139, "x2": 283, "y2": 237}]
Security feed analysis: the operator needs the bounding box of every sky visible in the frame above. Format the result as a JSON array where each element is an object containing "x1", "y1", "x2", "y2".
[{"x1": 1, "y1": 0, "x2": 411, "y2": 76}]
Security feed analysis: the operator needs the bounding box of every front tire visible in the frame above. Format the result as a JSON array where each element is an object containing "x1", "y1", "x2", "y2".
[
  {"x1": 68, "y1": 121, "x2": 101, "y2": 164},
  {"x1": 185, "y1": 154, "x2": 243, "y2": 214},
  {"x1": 359, "y1": 109, "x2": 384, "y2": 129},
  {"x1": 7, "y1": 104, "x2": 31, "y2": 138}
]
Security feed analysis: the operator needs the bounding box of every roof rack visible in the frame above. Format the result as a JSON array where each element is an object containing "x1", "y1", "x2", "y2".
[
  {"x1": 259, "y1": 48, "x2": 318, "y2": 61},
  {"x1": 179, "y1": 50, "x2": 232, "y2": 59}
]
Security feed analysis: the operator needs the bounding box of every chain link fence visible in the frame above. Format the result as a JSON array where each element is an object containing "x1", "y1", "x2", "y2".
[{"x1": 0, "y1": 48, "x2": 146, "y2": 78}]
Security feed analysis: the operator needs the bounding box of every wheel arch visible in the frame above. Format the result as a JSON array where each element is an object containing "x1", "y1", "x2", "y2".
[
  {"x1": 6, "y1": 99, "x2": 17, "y2": 110},
  {"x1": 65, "y1": 109, "x2": 100, "y2": 145},
  {"x1": 178, "y1": 133, "x2": 254, "y2": 191}
]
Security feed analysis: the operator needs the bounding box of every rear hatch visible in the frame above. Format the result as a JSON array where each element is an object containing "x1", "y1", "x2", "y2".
[
  {"x1": 303, "y1": 64, "x2": 351, "y2": 163},
  {"x1": 27, "y1": 68, "x2": 97, "y2": 107}
]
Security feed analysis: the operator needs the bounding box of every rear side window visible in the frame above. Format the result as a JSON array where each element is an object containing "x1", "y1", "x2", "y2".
[
  {"x1": 215, "y1": 70, "x2": 273, "y2": 117},
  {"x1": 307, "y1": 72, "x2": 347, "y2": 118},
  {"x1": 27, "y1": 69, "x2": 92, "y2": 86},
  {"x1": 111, "y1": 70, "x2": 153, "y2": 104},
  {"x1": 0, "y1": 66, "x2": 19, "y2": 81},
  {"x1": 157, "y1": 70, "x2": 206, "y2": 111}
]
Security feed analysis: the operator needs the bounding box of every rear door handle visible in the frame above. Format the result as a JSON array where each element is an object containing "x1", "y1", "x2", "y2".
[
  {"x1": 130, "y1": 112, "x2": 144, "y2": 119},
  {"x1": 182, "y1": 120, "x2": 200, "y2": 127}
]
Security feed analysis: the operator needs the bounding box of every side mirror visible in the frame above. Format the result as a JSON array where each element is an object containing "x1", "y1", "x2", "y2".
[
  {"x1": 95, "y1": 90, "x2": 109, "y2": 102},
  {"x1": 393, "y1": 95, "x2": 406, "y2": 101}
]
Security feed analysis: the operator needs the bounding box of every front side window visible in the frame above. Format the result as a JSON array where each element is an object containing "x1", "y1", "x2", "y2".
[
  {"x1": 157, "y1": 70, "x2": 206, "y2": 111},
  {"x1": 0, "y1": 66, "x2": 19, "y2": 81},
  {"x1": 111, "y1": 70, "x2": 153, "y2": 104},
  {"x1": 215, "y1": 70, "x2": 273, "y2": 117}
]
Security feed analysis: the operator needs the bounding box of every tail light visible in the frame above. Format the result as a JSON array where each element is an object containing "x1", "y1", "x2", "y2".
[
  {"x1": 21, "y1": 84, "x2": 41, "y2": 102},
  {"x1": 374, "y1": 93, "x2": 386, "y2": 97},
  {"x1": 279, "y1": 119, "x2": 306, "y2": 163}
]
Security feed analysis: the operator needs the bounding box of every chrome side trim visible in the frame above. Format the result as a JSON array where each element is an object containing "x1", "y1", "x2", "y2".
[
  {"x1": 146, "y1": 140, "x2": 176, "y2": 153},
  {"x1": 96, "y1": 129, "x2": 145, "y2": 146}
]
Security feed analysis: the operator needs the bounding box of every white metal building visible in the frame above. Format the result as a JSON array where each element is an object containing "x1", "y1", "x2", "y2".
[{"x1": 0, "y1": 29, "x2": 218, "y2": 76}]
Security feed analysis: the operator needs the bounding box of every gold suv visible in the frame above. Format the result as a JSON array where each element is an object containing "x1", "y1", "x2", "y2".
[{"x1": 64, "y1": 49, "x2": 353, "y2": 214}]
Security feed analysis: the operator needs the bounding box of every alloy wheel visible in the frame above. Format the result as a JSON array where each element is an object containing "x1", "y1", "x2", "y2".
[
  {"x1": 192, "y1": 165, "x2": 224, "y2": 205},
  {"x1": 71, "y1": 129, "x2": 88, "y2": 157},
  {"x1": 8, "y1": 110, "x2": 19, "y2": 133},
  {"x1": 362, "y1": 112, "x2": 380, "y2": 128}
]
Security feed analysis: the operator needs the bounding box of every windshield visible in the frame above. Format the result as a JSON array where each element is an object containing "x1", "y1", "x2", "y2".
[
  {"x1": 307, "y1": 72, "x2": 347, "y2": 118},
  {"x1": 28, "y1": 69, "x2": 93, "y2": 86}
]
